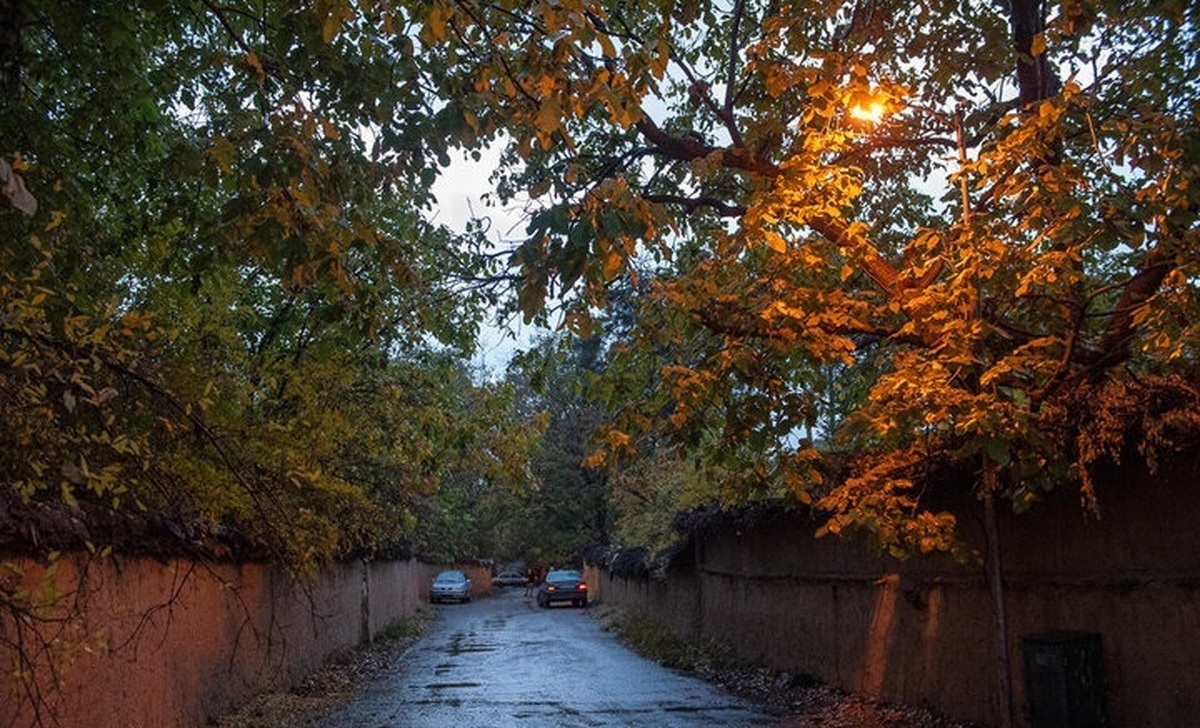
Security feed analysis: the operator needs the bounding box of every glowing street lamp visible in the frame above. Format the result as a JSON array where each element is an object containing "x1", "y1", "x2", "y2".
[
  {"x1": 851, "y1": 93, "x2": 972, "y2": 227},
  {"x1": 848, "y1": 100, "x2": 886, "y2": 125},
  {"x1": 852, "y1": 89, "x2": 1013, "y2": 727}
]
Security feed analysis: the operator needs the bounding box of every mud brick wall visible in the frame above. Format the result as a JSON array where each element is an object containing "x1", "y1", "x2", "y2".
[
  {"x1": 1, "y1": 557, "x2": 481, "y2": 727},
  {"x1": 594, "y1": 457, "x2": 1200, "y2": 727}
]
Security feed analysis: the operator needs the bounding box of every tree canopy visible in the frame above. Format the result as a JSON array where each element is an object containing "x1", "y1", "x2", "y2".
[
  {"x1": 0, "y1": 0, "x2": 540, "y2": 570},
  {"x1": 409, "y1": 0, "x2": 1200, "y2": 555},
  {"x1": 3, "y1": 0, "x2": 1199, "y2": 569}
]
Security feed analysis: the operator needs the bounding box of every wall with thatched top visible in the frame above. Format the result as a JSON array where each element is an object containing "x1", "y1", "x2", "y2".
[
  {"x1": 1, "y1": 557, "x2": 491, "y2": 727},
  {"x1": 589, "y1": 457, "x2": 1200, "y2": 727}
]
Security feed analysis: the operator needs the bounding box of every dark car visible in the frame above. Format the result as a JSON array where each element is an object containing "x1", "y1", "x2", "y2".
[
  {"x1": 430, "y1": 570, "x2": 471, "y2": 603},
  {"x1": 536, "y1": 569, "x2": 588, "y2": 608},
  {"x1": 491, "y1": 571, "x2": 528, "y2": 588}
]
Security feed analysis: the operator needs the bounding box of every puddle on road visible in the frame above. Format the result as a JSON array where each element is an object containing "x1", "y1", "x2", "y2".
[
  {"x1": 425, "y1": 682, "x2": 482, "y2": 690},
  {"x1": 509, "y1": 702, "x2": 583, "y2": 719},
  {"x1": 446, "y1": 633, "x2": 496, "y2": 657},
  {"x1": 446, "y1": 632, "x2": 498, "y2": 655},
  {"x1": 448, "y1": 645, "x2": 497, "y2": 654}
]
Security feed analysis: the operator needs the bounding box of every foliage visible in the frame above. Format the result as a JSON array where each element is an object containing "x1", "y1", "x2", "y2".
[
  {"x1": 407, "y1": 333, "x2": 613, "y2": 567},
  {"x1": 0, "y1": 1, "x2": 538, "y2": 565},
  {"x1": 446, "y1": 333, "x2": 611, "y2": 567},
  {"x1": 409, "y1": 0, "x2": 1200, "y2": 556},
  {"x1": 1, "y1": 1, "x2": 550, "y2": 717},
  {"x1": 376, "y1": 614, "x2": 428, "y2": 642},
  {"x1": 596, "y1": 604, "x2": 741, "y2": 674}
]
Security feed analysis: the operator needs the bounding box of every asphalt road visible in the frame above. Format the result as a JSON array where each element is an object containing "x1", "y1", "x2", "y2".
[{"x1": 321, "y1": 587, "x2": 779, "y2": 727}]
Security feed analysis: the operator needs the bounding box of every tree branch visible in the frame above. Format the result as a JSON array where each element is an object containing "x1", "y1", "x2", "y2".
[
  {"x1": 1090, "y1": 242, "x2": 1175, "y2": 370},
  {"x1": 642, "y1": 192, "x2": 746, "y2": 217},
  {"x1": 633, "y1": 114, "x2": 901, "y2": 296},
  {"x1": 692, "y1": 300, "x2": 917, "y2": 347}
]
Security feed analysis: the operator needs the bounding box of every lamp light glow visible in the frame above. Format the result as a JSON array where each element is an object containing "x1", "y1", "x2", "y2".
[{"x1": 850, "y1": 100, "x2": 886, "y2": 124}]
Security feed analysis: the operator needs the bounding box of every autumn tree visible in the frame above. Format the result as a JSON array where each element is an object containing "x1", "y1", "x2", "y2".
[
  {"x1": 409, "y1": 0, "x2": 1200, "y2": 552},
  {"x1": 405, "y1": 6, "x2": 1200, "y2": 717},
  {"x1": 1, "y1": 2, "x2": 541, "y2": 716},
  {"x1": 479, "y1": 333, "x2": 611, "y2": 566}
]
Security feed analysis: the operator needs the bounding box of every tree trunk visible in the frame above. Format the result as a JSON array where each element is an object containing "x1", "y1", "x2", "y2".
[
  {"x1": 983, "y1": 486, "x2": 1015, "y2": 728},
  {"x1": 1094, "y1": 241, "x2": 1173, "y2": 373},
  {"x1": 0, "y1": 0, "x2": 23, "y2": 100},
  {"x1": 1007, "y1": 0, "x2": 1060, "y2": 108}
]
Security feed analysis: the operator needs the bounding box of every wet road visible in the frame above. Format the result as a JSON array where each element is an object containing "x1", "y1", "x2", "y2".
[{"x1": 322, "y1": 587, "x2": 778, "y2": 727}]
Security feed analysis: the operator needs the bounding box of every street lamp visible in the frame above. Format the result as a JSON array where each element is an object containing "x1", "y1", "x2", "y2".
[
  {"x1": 848, "y1": 100, "x2": 886, "y2": 125},
  {"x1": 849, "y1": 95, "x2": 972, "y2": 227},
  {"x1": 848, "y1": 92, "x2": 1015, "y2": 728}
]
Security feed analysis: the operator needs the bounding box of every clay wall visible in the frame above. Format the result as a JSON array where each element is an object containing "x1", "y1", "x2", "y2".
[
  {"x1": 1, "y1": 557, "x2": 480, "y2": 727},
  {"x1": 596, "y1": 458, "x2": 1200, "y2": 726}
]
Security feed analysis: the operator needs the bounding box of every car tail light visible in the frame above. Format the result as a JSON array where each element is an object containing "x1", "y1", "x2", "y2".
[
  {"x1": 578, "y1": 583, "x2": 587, "y2": 590},
  {"x1": 547, "y1": 585, "x2": 556, "y2": 591}
]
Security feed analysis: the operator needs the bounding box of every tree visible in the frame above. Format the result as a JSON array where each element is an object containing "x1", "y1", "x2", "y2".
[
  {"x1": 0, "y1": 0, "x2": 540, "y2": 558},
  {"x1": 411, "y1": 0, "x2": 1200, "y2": 553},
  {"x1": 408, "y1": 6, "x2": 1199, "y2": 721},
  {"x1": 1, "y1": 2, "x2": 538, "y2": 717},
  {"x1": 486, "y1": 333, "x2": 611, "y2": 566}
]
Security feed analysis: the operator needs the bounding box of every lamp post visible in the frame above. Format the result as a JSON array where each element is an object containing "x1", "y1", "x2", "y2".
[
  {"x1": 850, "y1": 95, "x2": 1015, "y2": 728},
  {"x1": 852, "y1": 99, "x2": 971, "y2": 225}
]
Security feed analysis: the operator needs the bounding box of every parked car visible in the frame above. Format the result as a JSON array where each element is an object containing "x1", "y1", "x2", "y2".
[
  {"x1": 536, "y1": 569, "x2": 588, "y2": 608},
  {"x1": 430, "y1": 570, "x2": 471, "y2": 603},
  {"x1": 491, "y1": 571, "x2": 528, "y2": 588}
]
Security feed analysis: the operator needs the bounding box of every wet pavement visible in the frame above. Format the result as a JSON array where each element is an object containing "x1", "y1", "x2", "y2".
[{"x1": 321, "y1": 587, "x2": 778, "y2": 727}]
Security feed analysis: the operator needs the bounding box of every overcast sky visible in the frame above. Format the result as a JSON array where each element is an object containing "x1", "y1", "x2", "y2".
[{"x1": 430, "y1": 144, "x2": 548, "y2": 376}]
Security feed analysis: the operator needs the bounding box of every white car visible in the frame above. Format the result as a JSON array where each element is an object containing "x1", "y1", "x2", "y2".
[
  {"x1": 491, "y1": 571, "x2": 528, "y2": 588},
  {"x1": 430, "y1": 570, "x2": 471, "y2": 603}
]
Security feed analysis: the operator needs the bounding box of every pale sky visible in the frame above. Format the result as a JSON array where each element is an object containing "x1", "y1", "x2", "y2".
[{"x1": 430, "y1": 143, "x2": 548, "y2": 376}]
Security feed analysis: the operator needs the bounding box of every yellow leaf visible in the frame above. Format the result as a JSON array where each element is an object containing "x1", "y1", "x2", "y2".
[
  {"x1": 428, "y1": 6, "x2": 448, "y2": 43},
  {"x1": 597, "y1": 33, "x2": 616, "y2": 59},
  {"x1": 246, "y1": 50, "x2": 264, "y2": 77},
  {"x1": 651, "y1": 38, "x2": 670, "y2": 79},
  {"x1": 536, "y1": 73, "x2": 557, "y2": 97},
  {"x1": 582, "y1": 450, "x2": 608, "y2": 469},
  {"x1": 323, "y1": 14, "x2": 341, "y2": 43},
  {"x1": 1030, "y1": 33, "x2": 1046, "y2": 57},
  {"x1": 603, "y1": 251, "x2": 623, "y2": 279},
  {"x1": 536, "y1": 99, "x2": 561, "y2": 137},
  {"x1": 763, "y1": 230, "x2": 787, "y2": 253},
  {"x1": 320, "y1": 118, "x2": 341, "y2": 140}
]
